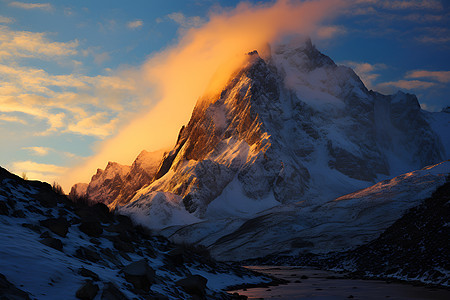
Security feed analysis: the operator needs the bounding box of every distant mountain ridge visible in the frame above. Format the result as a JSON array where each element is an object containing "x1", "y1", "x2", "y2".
[{"x1": 70, "y1": 149, "x2": 166, "y2": 207}]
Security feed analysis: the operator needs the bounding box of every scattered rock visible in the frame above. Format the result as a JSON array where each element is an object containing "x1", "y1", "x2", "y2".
[
  {"x1": 231, "y1": 292, "x2": 248, "y2": 299},
  {"x1": 102, "y1": 248, "x2": 123, "y2": 267},
  {"x1": 79, "y1": 222, "x2": 103, "y2": 237},
  {"x1": 75, "y1": 280, "x2": 99, "y2": 300},
  {"x1": 146, "y1": 291, "x2": 170, "y2": 300},
  {"x1": 24, "y1": 205, "x2": 43, "y2": 215},
  {"x1": 0, "y1": 273, "x2": 31, "y2": 299},
  {"x1": 301, "y1": 275, "x2": 309, "y2": 279},
  {"x1": 40, "y1": 237, "x2": 63, "y2": 251},
  {"x1": 116, "y1": 215, "x2": 133, "y2": 229},
  {"x1": 122, "y1": 259, "x2": 156, "y2": 291},
  {"x1": 76, "y1": 246, "x2": 101, "y2": 263},
  {"x1": 78, "y1": 268, "x2": 99, "y2": 281},
  {"x1": 40, "y1": 217, "x2": 70, "y2": 237},
  {"x1": 75, "y1": 207, "x2": 99, "y2": 223},
  {"x1": 40, "y1": 231, "x2": 51, "y2": 238},
  {"x1": 175, "y1": 274, "x2": 208, "y2": 297},
  {"x1": 34, "y1": 190, "x2": 58, "y2": 208},
  {"x1": 21, "y1": 223, "x2": 41, "y2": 233},
  {"x1": 91, "y1": 202, "x2": 113, "y2": 223},
  {"x1": 12, "y1": 209, "x2": 26, "y2": 218},
  {"x1": 89, "y1": 238, "x2": 101, "y2": 245},
  {"x1": 113, "y1": 238, "x2": 135, "y2": 253},
  {"x1": 101, "y1": 282, "x2": 129, "y2": 300},
  {"x1": 0, "y1": 201, "x2": 9, "y2": 215},
  {"x1": 165, "y1": 247, "x2": 184, "y2": 266}
]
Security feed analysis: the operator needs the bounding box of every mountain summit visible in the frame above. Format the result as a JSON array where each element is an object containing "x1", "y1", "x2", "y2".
[{"x1": 72, "y1": 40, "x2": 449, "y2": 255}]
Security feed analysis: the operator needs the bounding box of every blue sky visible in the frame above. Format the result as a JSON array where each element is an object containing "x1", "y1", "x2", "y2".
[{"x1": 0, "y1": 0, "x2": 449, "y2": 189}]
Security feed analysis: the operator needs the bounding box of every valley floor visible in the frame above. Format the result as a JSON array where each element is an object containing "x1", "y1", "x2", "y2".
[{"x1": 228, "y1": 267, "x2": 450, "y2": 300}]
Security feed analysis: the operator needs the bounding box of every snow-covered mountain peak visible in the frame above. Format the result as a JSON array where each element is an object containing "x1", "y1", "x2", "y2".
[
  {"x1": 269, "y1": 41, "x2": 368, "y2": 113},
  {"x1": 79, "y1": 40, "x2": 447, "y2": 224}
]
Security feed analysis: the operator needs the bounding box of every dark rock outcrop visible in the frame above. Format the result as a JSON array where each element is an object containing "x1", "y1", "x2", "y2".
[
  {"x1": 76, "y1": 280, "x2": 99, "y2": 300},
  {"x1": 328, "y1": 179, "x2": 450, "y2": 285},
  {"x1": 0, "y1": 273, "x2": 30, "y2": 300},
  {"x1": 175, "y1": 274, "x2": 208, "y2": 298},
  {"x1": 122, "y1": 259, "x2": 156, "y2": 291},
  {"x1": 40, "y1": 217, "x2": 70, "y2": 237},
  {"x1": 39, "y1": 237, "x2": 63, "y2": 251}
]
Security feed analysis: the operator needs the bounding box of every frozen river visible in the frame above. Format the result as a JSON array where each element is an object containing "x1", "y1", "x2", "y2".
[{"x1": 228, "y1": 266, "x2": 450, "y2": 300}]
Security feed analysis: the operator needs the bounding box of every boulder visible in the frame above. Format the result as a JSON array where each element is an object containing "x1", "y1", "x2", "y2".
[
  {"x1": 91, "y1": 202, "x2": 113, "y2": 223},
  {"x1": 101, "y1": 282, "x2": 129, "y2": 300},
  {"x1": 75, "y1": 246, "x2": 101, "y2": 263},
  {"x1": 76, "y1": 280, "x2": 99, "y2": 300},
  {"x1": 39, "y1": 237, "x2": 63, "y2": 251},
  {"x1": 0, "y1": 273, "x2": 31, "y2": 299},
  {"x1": 78, "y1": 268, "x2": 99, "y2": 281},
  {"x1": 34, "y1": 190, "x2": 58, "y2": 208},
  {"x1": 122, "y1": 259, "x2": 156, "y2": 291},
  {"x1": 40, "y1": 217, "x2": 70, "y2": 237},
  {"x1": 0, "y1": 201, "x2": 9, "y2": 215},
  {"x1": 175, "y1": 275, "x2": 208, "y2": 297},
  {"x1": 79, "y1": 222, "x2": 103, "y2": 237}
]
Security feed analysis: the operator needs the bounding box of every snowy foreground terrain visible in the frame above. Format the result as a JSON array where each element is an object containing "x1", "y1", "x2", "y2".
[{"x1": 0, "y1": 167, "x2": 270, "y2": 299}]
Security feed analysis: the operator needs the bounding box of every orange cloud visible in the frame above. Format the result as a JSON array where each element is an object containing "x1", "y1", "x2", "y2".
[
  {"x1": 62, "y1": 0, "x2": 349, "y2": 190},
  {"x1": 378, "y1": 79, "x2": 436, "y2": 90},
  {"x1": 342, "y1": 61, "x2": 387, "y2": 89},
  {"x1": 0, "y1": 26, "x2": 78, "y2": 60},
  {"x1": 0, "y1": 114, "x2": 27, "y2": 124},
  {"x1": 406, "y1": 70, "x2": 450, "y2": 83},
  {"x1": 22, "y1": 146, "x2": 50, "y2": 156}
]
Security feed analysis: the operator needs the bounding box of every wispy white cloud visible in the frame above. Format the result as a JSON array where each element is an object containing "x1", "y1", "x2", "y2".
[
  {"x1": 378, "y1": 79, "x2": 436, "y2": 90},
  {"x1": 22, "y1": 146, "x2": 51, "y2": 156},
  {"x1": 381, "y1": 0, "x2": 442, "y2": 10},
  {"x1": 0, "y1": 16, "x2": 14, "y2": 24},
  {"x1": 98, "y1": 19, "x2": 117, "y2": 33},
  {"x1": 9, "y1": 1, "x2": 53, "y2": 11},
  {"x1": 342, "y1": 61, "x2": 387, "y2": 89},
  {"x1": 11, "y1": 160, "x2": 68, "y2": 175},
  {"x1": 0, "y1": 26, "x2": 78, "y2": 61},
  {"x1": 166, "y1": 12, "x2": 204, "y2": 29},
  {"x1": 356, "y1": 0, "x2": 443, "y2": 10},
  {"x1": 127, "y1": 20, "x2": 143, "y2": 29},
  {"x1": 22, "y1": 146, "x2": 79, "y2": 158},
  {"x1": 66, "y1": 112, "x2": 119, "y2": 138},
  {"x1": 316, "y1": 25, "x2": 346, "y2": 39},
  {"x1": 402, "y1": 13, "x2": 444, "y2": 22},
  {"x1": 406, "y1": 70, "x2": 450, "y2": 83},
  {"x1": 0, "y1": 25, "x2": 145, "y2": 139},
  {"x1": 10, "y1": 160, "x2": 68, "y2": 185}
]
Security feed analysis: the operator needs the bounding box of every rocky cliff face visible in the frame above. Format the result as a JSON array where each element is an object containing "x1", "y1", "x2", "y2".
[
  {"x1": 77, "y1": 40, "x2": 447, "y2": 220},
  {"x1": 126, "y1": 40, "x2": 445, "y2": 217}
]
